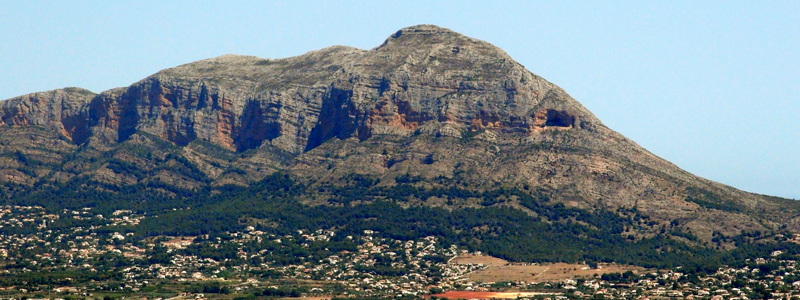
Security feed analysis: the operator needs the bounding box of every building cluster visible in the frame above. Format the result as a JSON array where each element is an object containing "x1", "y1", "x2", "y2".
[
  {"x1": 0, "y1": 205, "x2": 480, "y2": 298},
  {"x1": 500, "y1": 257, "x2": 800, "y2": 300},
  {"x1": 609, "y1": 258, "x2": 800, "y2": 299},
  {"x1": 3, "y1": 205, "x2": 800, "y2": 299}
]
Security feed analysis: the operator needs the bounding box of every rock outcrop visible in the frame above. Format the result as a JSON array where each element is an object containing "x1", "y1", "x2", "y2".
[
  {"x1": 7, "y1": 26, "x2": 594, "y2": 155},
  {"x1": 0, "y1": 87, "x2": 95, "y2": 143}
]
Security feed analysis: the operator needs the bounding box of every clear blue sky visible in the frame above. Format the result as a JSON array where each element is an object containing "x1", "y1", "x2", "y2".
[{"x1": 1, "y1": 1, "x2": 798, "y2": 199}]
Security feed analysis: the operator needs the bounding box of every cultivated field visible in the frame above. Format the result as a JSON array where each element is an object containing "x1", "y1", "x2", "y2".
[{"x1": 450, "y1": 254, "x2": 642, "y2": 282}]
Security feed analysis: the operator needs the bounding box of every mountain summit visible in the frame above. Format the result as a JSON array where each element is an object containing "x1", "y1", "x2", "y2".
[
  {"x1": 1, "y1": 25, "x2": 797, "y2": 254},
  {"x1": 1, "y1": 24, "x2": 597, "y2": 153}
]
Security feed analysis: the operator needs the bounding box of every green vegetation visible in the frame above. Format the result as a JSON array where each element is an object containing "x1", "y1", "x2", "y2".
[
  {"x1": 685, "y1": 187, "x2": 744, "y2": 213},
  {"x1": 3, "y1": 170, "x2": 800, "y2": 276}
]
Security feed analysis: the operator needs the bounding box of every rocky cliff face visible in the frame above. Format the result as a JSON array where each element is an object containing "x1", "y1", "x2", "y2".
[
  {"x1": 0, "y1": 87, "x2": 95, "y2": 143},
  {"x1": 1, "y1": 25, "x2": 798, "y2": 243},
  {"x1": 38, "y1": 26, "x2": 597, "y2": 154}
]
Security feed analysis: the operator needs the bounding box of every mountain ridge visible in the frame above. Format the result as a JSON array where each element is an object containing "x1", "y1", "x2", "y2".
[{"x1": 1, "y1": 24, "x2": 798, "y2": 250}]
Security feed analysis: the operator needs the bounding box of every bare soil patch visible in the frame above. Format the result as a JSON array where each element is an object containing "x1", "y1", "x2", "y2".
[
  {"x1": 449, "y1": 254, "x2": 509, "y2": 266},
  {"x1": 450, "y1": 254, "x2": 643, "y2": 282},
  {"x1": 430, "y1": 291, "x2": 559, "y2": 299}
]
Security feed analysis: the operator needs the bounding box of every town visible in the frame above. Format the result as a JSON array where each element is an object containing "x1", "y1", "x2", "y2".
[{"x1": 2, "y1": 205, "x2": 800, "y2": 300}]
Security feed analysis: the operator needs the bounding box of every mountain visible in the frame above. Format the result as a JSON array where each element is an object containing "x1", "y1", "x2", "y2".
[{"x1": 1, "y1": 25, "x2": 798, "y2": 265}]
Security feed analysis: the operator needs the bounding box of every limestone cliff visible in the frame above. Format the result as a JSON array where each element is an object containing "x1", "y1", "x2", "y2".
[{"x1": 32, "y1": 26, "x2": 595, "y2": 155}]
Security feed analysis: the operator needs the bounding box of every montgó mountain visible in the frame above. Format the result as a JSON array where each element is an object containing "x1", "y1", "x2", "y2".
[{"x1": 1, "y1": 25, "x2": 797, "y2": 264}]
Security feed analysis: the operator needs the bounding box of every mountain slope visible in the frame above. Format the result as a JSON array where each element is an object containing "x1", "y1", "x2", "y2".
[{"x1": 1, "y1": 25, "x2": 798, "y2": 252}]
